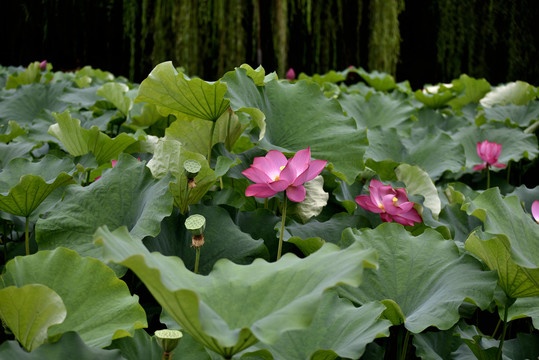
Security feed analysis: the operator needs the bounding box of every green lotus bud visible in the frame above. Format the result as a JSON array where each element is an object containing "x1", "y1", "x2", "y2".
[
  {"x1": 185, "y1": 214, "x2": 206, "y2": 236},
  {"x1": 154, "y1": 329, "x2": 183, "y2": 353},
  {"x1": 183, "y1": 159, "x2": 201, "y2": 179}
]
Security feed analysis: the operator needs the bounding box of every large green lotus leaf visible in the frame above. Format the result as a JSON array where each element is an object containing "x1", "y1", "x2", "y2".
[
  {"x1": 165, "y1": 109, "x2": 248, "y2": 156},
  {"x1": 0, "y1": 332, "x2": 124, "y2": 360},
  {"x1": 128, "y1": 102, "x2": 167, "y2": 128},
  {"x1": 135, "y1": 61, "x2": 229, "y2": 122},
  {"x1": 357, "y1": 69, "x2": 397, "y2": 91},
  {"x1": 0, "y1": 155, "x2": 75, "y2": 217},
  {"x1": 0, "y1": 81, "x2": 69, "y2": 125},
  {"x1": 395, "y1": 163, "x2": 441, "y2": 219},
  {"x1": 96, "y1": 82, "x2": 132, "y2": 116},
  {"x1": 437, "y1": 202, "x2": 483, "y2": 243},
  {"x1": 0, "y1": 247, "x2": 147, "y2": 347},
  {"x1": 463, "y1": 188, "x2": 539, "y2": 269},
  {"x1": 507, "y1": 296, "x2": 539, "y2": 329},
  {"x1": 365, "y1": 128, "x2": 465, "y2": 181},
  {"x1": 480, "y1": 102, "x2": 539, "y2": 128},
  {"x1": 298, "y1": 70, "x2": 347, "y2": 86},
  {"x1": 235, "y1": 208, "x2": 281, "y2": 259},
  {"x1": 414, "y1": 88, "x2": 456, "y2": 108},
  {"x1": 143, "y1": 204, "x2": 269, "y2": 275},
  {"x1": 465, "y1": 232, "x2": 539, "y2": 298},
  {"x1": 286, "y1": 175, "x2": 328, "y2": 223},
  {"x1": 0, "y1": 137, "x2": 36, "y2": 168},
  {"x1": 506, "y1": 184, "x2": 539, "y2": 214},
  {"x1": 502, "y1": 333, "x2": 539, "y2": 360},
  {"x1": 223, "y1": 68, "x2": 368, "y2": 184},
  {"x1": 58, "y1": 85, "x2": 104, "y2": 108},
  {"x1": 446, "y1": 74, "x2": 491, "y2": 113},
  {"x1": 5, "y1": 61, "x2": 42, "y2": 89},
  {"x1": 0, "y1": 284, "x2": 67, "y2": 351},
  {"x1": 48, "y1": 111, "x2": 137, "y2": 164},
  {"x1": 453, "y1": 126, "x2": 538, "y2": 171},
  {"x1": 414, "y1": 107, "x2": 471, "y2": 135},
  {"x1": 412, "y1": 326, "x2": 463, "y2": 360},
  {"x1": 337, "y1": 224, "x2": 498, "y2": 333},
  {"x1": 107, "y1": 328, "x2": 211, "y2": 360},
  {"x1": 480, "y1": 81, "x2": 536, "y2": 107},
  {"x1": 338, "y1": 92, "x2": 414, "y2": 129},
  {"x1": 452, "y1": 323, "x2": 499, "y2": 359},
  {"x1": 284, "y1": 212, "x2": 368, "y2": 246},
  {"x1": 35, "y1": 154, "x2": 173, "y2": 264},
  {"x1": 95, "y1": 225, "x2": 378, "y2": 357},
  {"x1": 0, "y1": 120, "x2": 26, "y2": 143},
  {"x1": 147, "y1": 139, "x2": 216, "y2": 212},
  {"x1": 242, "y1": 291, "x2": 390, "y2": 360}
]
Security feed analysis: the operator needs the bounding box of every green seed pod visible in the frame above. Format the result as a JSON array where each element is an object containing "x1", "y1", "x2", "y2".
[
  {"x1": 154, "y1": 329, "x2": 183, "y2": 352},
  {"x1": 185, "y1": 214, "x2": 206, "y2": 235},
  {"x1": 183, "y1": 159, "x2": 201, "y2": 179}
]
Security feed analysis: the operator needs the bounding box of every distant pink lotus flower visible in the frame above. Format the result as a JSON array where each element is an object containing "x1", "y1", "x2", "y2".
[
  {"x1": 532, "y1": 201, "x2": 539, "y2": 223},
  {"x1": 286, "y1": 68, "x2": 296, "y2": 81},
  {"x1": 39, "y1": 60, "x2": 47, "y2": 70},
  {"x1": 473, "y1": 140, "x2": 506, "y2": 171},
  {"x1": 242, "y1": 148, "x2": 327, "y2": 202},
  {"x1": 355, "y1": 179, "x2": 422, "y2": 226}
]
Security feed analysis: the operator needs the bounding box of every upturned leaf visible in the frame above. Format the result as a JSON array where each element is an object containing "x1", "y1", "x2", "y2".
[
  {"x1": 0, "y1": 247, "x2": 147, "y2": 347},
  {"x1": 0, "y1": 284, "x2": 67, "y2": 351},
  {"x1": 135, "y1": 61, "x2": 229, "y2": 122},
  {"x1": 0, "y1": 155, "x2": 75, "y2": 217},
  {"x1": 48, "y1": 111, "x2": 137, "y2": 164}
]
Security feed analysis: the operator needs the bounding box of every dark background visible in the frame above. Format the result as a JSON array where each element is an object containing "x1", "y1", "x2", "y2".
[{"x1": 1, "y1": 0, "x2": 538, "y2": 88}]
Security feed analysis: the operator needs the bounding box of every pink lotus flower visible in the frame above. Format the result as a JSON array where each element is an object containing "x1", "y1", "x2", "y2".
[
  {"x1": 39, "y1": 60, "x2": 47, "y2": 70},
  {"x1": 286, "y1": 68, "x2": 296, "y2": 81},
  {"x1": 473, "y1": 140, "x2": 506, "y2": 171},
  {"x1": 242, "y1": 148, "x2": 327, "y2": 202},
  {"x1": 355, "y1": 179, "x2": 422, "y2": 226},
  {"x1": 532, "y1": 201, "x2": 539, "y2": 223}
]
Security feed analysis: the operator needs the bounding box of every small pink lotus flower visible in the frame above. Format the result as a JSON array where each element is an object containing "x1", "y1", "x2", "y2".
[
  {"x1": 242, "y1": 148, "x2": 327, "y2": 202},
  {"x1": 473, "y1": 140, "x2": 506, "y2": 171},
  {"x1": 286, "y1": 68, "x2": 296, "y2": 81},
  {"x1": 355, "y1": 179, "x2": 422, "y2": 226},
  {"x1": 532, "y1": 201, "x2": 539, "y2": 223},
  {"x1": 39, "y1": 60, "x2": 47, "y2": 70}
]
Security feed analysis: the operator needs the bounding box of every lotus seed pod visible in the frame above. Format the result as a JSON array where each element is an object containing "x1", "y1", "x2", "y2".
[
  {"x1": 154, "y1": 329, "x2": 183, "y2": 352},
  {"x1": 183, "y1": 159, "x2": 201, "y2": 179},
  {"x1": 185, "y1": 214, "x2": 206, "y2": 235}
]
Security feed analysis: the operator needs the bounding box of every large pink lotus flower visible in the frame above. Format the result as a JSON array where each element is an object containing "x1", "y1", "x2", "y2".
[
  {"x1": 532, "y1": 201, "x2": 539, "y2": 223},
  {"x1": 473, "y1": 140, "x2": 506, "y2": 171},
  {"x1": 355, "y1": 179, "x2": 422, "y2": 226},
  {"x1": 242, "y1": 148, "x2": 327, "y2": 202}
]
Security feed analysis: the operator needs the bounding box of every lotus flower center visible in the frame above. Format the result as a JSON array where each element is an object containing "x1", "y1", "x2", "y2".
[
  {"x1": 273, "y1": 165, "x2": 287, "y2": 181},
  {"x1": 392, "y1": 197, "x2": 398, "y2": 205},
  {"x1": 378, "y1": 203, "x2": 385, "y2": 211}
]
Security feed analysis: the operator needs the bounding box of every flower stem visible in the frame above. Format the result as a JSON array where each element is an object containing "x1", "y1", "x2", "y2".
[
  {"x1": 25, "y1": 216, "x2": 30, "y2": 255},
  {"x1": 194, "y1": 247, "x2": 201, "y2": 274},
  {"x1": 486, "y1": 166, "x2": 491, "y2": 189},
  {"x1": 277, "y1": 196, "x2": 287, "y2": 261},
  {"x1": 496, "y1": 303, "x2": 510, "y2": 360},
  {"x1": 399, "y1": 329, "x2": 410, "y2": 360},
  {"x1": 208, "y1": 121, "x2": 217, "y2": 166}
]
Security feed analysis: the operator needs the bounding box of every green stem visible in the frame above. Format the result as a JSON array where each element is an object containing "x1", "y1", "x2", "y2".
[
  {"x1": 496, "y1": 303, "x2": 509, "y2": 360},
  {"x1": 194, "y1": 247, "x2": 201, "y2": 274},
  {"x1": 486, "y1": 165, "x2": 491, "y2": 189},
  {"x1": 400, "y1": 329, "x2": 410, "y2": 360},
  {"x1": 264, "y1": 198, "x2": 269, "y2": 210},
  {"x1": 208, "y1": 121, "x2": 217, "y2": 166},
  {"x1": 25, "y1": 216, "x2": 30, "y2": 256},
  {"x1": 226, "y1": 109, "x2": 232, "y2": 150},
  {"x1": 492, "y1": 318, "x2": 502, "y2": 338},
  {"x1": 182, "y1": 176, "x2": 190, "y2": 215},
  {"x1": 277, "y1": 196, "x2": 287, "y2": 261},
  {"x1": 506, "y1": 161, "x2": 511, "y2": 184}
]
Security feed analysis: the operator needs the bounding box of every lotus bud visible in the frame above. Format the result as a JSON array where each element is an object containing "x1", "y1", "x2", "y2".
[
  {"x1": 286, "y1": 68, "x2": 296, "y2": 81},
  {"x1": 39, "y1": 60, "x2": 47, "y2": 70}
]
